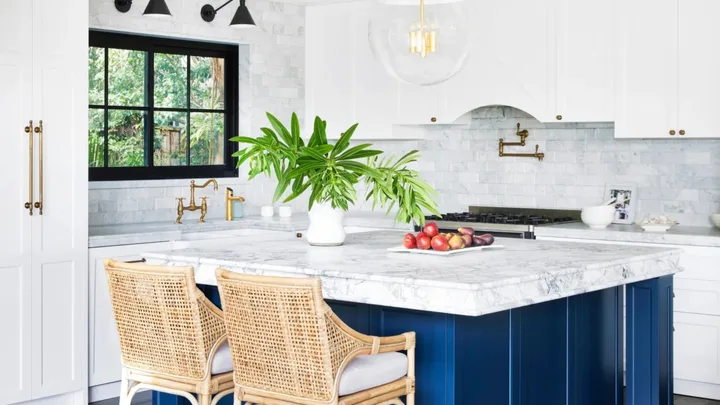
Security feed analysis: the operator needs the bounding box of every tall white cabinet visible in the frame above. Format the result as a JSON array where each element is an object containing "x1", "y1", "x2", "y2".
[{"x1": 0, "y1": 0, "x2": 88, "y2": 404}]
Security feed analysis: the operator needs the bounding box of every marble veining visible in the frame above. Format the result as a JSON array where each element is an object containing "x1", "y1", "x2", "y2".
[
  {"x1": 144, "y1": 231, "x2": 682, "y2": 316},
  {"x1": 535, "y1": 223, "x2": 720, "y2": 248}
]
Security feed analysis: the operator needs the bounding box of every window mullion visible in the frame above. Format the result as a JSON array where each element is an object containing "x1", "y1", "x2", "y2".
[
  {"x1": 103, "y1": 47, "x2": 109, "y2": 168},
  {"x1": 186, "y1": 54, "x2": 191, "y2": 166},
  {"x1": 146, "y1": 48, "x2": 155, "y2": 168}
]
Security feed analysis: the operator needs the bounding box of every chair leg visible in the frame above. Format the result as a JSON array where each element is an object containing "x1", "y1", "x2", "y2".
[
  {"x1": 198, "y1": 394, "x2": 211, "y2": 405},
  {"x1": 119, "y1": 369, "x2": 131, "y2": 405},
  {"x1": 405, "y1": 392, "x2": 415, "y2": 405}
]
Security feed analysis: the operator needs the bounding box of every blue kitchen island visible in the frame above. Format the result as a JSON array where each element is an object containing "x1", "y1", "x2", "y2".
[{"x1": 145, "y1": 231, "x2": 682, "y2": 405}]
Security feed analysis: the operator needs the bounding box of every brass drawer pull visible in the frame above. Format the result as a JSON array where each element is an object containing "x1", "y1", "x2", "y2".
[
  {"x1": 430, "y1": 117, "x2": 437, "y2": 123},
  {"x1": 125, "y1": 258, "x2": 146, "y2": 263},
  {"x1": 24, "y1": 120, "x2": 33, "y2": 216},
  {"x1": 556, "y1": 114, "x2": 562, "y2": 121},
  {"x1": 669, "y1": 130, "x2": 676, "y2": 135},
  {"x1": 34, "y1": 121, "x2": 43, "y2": 215},
  {"x1": 679, "y1": 130, "x2": 685, "y2": 136}
]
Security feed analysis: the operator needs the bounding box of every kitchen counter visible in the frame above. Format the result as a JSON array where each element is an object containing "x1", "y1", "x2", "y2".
[
  {"x1": 144, "y1": 231, "x2": 681, "y2": 317},
  {"x1": 89, "y1": 212, "x2": 413, "y2": 248},
  {"x1": 535, "y1": 222, "x2": 720, "y2": 247},
  {"x1": 148, "y1": 231, "x2": 679, "y2": 405}
]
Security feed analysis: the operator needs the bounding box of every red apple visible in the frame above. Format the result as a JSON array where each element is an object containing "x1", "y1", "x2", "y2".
[
  {"x1": 403, "y1": 233, "x2": 417, "y2": 249},
  {"x1": 423, "y1": 222, "x2": 439, "y2": 238},
  {"x1": 431, "y1": 235, "x2": 450, "y2": 251},
  {"x1": 417, "y1": 233, "x2": 432, "y2": 250}
]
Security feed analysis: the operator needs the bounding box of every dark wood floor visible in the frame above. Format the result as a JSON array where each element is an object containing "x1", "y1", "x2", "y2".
[{"x1": 90, "y1": 393, "x2": 717, "y2": 405}]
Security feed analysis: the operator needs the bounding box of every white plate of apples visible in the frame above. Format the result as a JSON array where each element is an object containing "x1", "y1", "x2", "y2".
[{"x1": 388, "y1": 222, "x2": 504, "y2": 256}]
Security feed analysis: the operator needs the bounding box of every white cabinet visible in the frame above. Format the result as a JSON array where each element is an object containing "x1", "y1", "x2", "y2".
[
  {"x1": 0, "y1": 0, "x2": 87, "y2": 404},
  {"x1": 675, "y1": 313, "x2": 720, "y2": 399},
  {"x1": 305, "y1": 3, "x2": 355, "y2": 139},
  {"x1": 677, "y1": 0, "x2": 720, "y2": 138},
  {"x1": 553, "y1": 0, "x2": 614, "y2": 122},
  {"x1": 88, "y1": 243, "x2": 172, "y2": 393},
  {"x1": 615, "y1": 0, "x2": 720, "y2": 138}
]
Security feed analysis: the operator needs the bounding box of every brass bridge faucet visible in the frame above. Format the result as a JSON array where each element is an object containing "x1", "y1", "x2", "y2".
[{"x1": 176, "y1": 179, "x2": 218, "y2": 224}]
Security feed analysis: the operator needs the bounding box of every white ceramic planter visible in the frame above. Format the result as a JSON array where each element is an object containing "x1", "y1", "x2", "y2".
[{"x1": 306, "y1": 201, "x2": 346, "y2": 246}]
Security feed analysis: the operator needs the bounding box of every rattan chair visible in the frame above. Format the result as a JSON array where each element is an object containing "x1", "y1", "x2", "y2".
[
  {"x1": 215, "y1": 269, "x2": 416, "y2": 405},
  {"x1": 104, "y1": 259, "x2": 235, "y2": 405}
]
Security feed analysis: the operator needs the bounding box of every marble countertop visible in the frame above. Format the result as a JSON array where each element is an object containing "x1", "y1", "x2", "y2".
[
  {"x1": 535, "y1": 223, "x2": 720, "y2": 248},
  {"x1": 144, "y1": 231, "x2": 682, "y2": 316},
  {"x1": 89, "y1": 213, "x2": 413, "y2": 248}
]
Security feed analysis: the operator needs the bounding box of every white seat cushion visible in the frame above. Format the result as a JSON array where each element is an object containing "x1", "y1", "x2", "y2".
[
  {"x1": 211, "y1": 340, "x2": 233, "y2": 375},
  {"x1": 338, "y1": 352, "x2": 408, "y2": 396}
]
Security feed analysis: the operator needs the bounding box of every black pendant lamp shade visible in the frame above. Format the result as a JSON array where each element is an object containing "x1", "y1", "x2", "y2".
[
  {"x1": 143, "y1": 0, "x2": 172, "y2": 17},
  {"x1": 230, "y1": 0, "x2": 255, "y2": 27}
]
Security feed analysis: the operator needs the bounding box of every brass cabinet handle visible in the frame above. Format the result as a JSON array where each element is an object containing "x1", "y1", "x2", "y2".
[
  {"x1": 24, "y1": 120, "x2": 33, "y2": 216},
  {"x1": 669, "y1": 130, "x2": 676, "y2": 135},
  {"x1": 679, "y1": 130, "x2": 685, "y2": 136},
  {"x1": 34, "y1": 121, "x2": 43, "y2": 215},
  {"x1": 430, "y1": 117, "x2": 437, "y2": 123},
  {"x1": 556, "y1": 114, "x2": 562, "y2": 120}
]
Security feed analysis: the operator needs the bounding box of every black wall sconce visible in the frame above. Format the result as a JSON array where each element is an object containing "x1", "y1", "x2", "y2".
[
  {"x1": 201, "y1": 0, "x2": 256, "y2": 27},
  {"x1": 114, "y1": 0, "x2": 172, "y2": 17}
]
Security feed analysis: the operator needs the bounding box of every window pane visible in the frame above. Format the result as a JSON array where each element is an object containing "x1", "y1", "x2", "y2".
[
  {"x1": 190, "y1": 112, "x2": 224, "y2": 165},
  {"x1": 191, "y1": 56, "x2": 224, "y2": 110},
  {"x1": 108, "y1": 49, "x2": 146, "y2": 107},
  {"x1": 154, "y1": 111, "x2": 187, "y2": 166},
  {"x1": 89, "y1": 47, "x2": 105, "y2": 105},
  {"x1": 108, "y1": 109, "x2": 145, "y2": 167},
  {"x1": 89, "y1": 108, "x2": 105, "y2": 167},
  {"x1": 155, "y1": 53, "x2": 187, "y2": 108}
]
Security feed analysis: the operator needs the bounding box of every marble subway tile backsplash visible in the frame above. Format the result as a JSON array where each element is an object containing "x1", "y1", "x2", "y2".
[
  {"x1": 88, "y1": 104, "x2": 720, "y2": 227},
  {"x1": 363, "y1": 106, "x2": 720, "y2": 227}
]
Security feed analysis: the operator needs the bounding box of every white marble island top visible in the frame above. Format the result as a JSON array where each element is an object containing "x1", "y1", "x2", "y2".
[{"x1": 145, "y1": 231, "x2": 683, "y2": 316}]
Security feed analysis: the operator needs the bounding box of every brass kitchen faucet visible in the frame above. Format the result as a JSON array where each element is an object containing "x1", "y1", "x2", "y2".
[{"x1": 176, "y1": 179, "x2": 218, "y2": 224}]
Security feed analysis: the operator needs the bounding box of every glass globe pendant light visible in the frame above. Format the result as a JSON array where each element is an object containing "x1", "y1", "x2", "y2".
[{"x1": 368, "y1": 0, "x2": 470, "y2": 86}]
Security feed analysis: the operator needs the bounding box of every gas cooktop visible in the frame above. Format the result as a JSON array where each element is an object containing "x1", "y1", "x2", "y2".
[{"x1": 420, "y1": 206, "x2": 582, "y2": 236}]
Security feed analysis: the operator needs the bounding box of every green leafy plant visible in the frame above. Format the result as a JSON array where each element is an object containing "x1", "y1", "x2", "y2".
[{"x1": 232, "y1": 113, "x2": 441, "y2": 225}]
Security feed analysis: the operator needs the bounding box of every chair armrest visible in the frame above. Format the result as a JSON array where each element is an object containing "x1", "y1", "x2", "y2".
[{"x1": 324, "y1": 304, "x2": 415, "y2": 355}]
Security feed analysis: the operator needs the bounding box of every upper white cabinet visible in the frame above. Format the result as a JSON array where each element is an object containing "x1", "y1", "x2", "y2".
[
  {"x1": 677, "y1": 0, "x2": 720, "y2": 138},
  {"x1": 553, "y1": 0, "x2": 614, "y2": 122},
  {"x1": 615, "y1": 0, "x2": 720, "y2": 138},
  {"x1": 0, "y1": 0, "x2": 88, "y2": 404},
  {"x1": 614, "y1": 0, "x2": 677, "y2": 138},
  {"x1": 305, "y1": 3, "x2": 355, "y2": 139}
]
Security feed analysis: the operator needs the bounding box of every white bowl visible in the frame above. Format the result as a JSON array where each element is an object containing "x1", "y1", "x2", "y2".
[
  {"x1": 711, "y1": 214, "x2": 720, "y2": 229},
  {"x1": 581, "y1": 205, "x2": 616, "y2": 229}
]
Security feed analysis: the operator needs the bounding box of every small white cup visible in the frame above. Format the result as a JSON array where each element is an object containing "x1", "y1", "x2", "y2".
[
  {"x1": 261, "y1": 205, "x2": 274, "y2": 217},
  {"x1": 279, "y1": 206, "x2": 292, "y2": 218}
]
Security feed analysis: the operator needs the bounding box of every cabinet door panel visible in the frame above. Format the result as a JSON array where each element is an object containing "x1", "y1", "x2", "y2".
[
  {"x1": 555, "y1": 0, "x2": 614, "y2": 122},
  {"x1": 0, "y1": 0, "x2": 33, "y2": 402},
  {"x1": 353, "y1": 3, "x2": 397, "y2": 138},
  {"x1": 396, "y1": 83, "x2": 443, "y2": 125},
  {"x1": 305, "y1": 4, "x2": 354, "y2": 139},
  {"x1": 678, "y1": 0, "x2": 720, "y2": 138},
  {"x1": 88, "y1": 243, "x2": 173, "y2": 387},
  {"x1": 674, "y1": 313, "x2": 720, "y2": 384},
  {"x1": 614, "y1": 0, "x2": 677, "y2": 138},
  {"x1": 30, "y1": 0, "x2": 88, "y2": 398}
]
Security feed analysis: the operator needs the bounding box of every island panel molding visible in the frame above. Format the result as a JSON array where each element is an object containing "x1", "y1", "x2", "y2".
[{"x1": 144, "y1": 232, "x2": 683, "y2": 316}]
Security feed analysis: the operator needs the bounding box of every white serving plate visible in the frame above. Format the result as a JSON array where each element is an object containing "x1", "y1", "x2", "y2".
[
  {"x1": 387, "y1": 244, "x2": 505, "y2": 256},
  {"x1": 639, "y1": 224, "x2": 674, "y2": 232}
]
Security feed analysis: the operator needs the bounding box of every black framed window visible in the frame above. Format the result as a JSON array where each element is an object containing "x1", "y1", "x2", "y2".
[{"x1": 89, "y1": 31, "x2": 239, "y2": 181}]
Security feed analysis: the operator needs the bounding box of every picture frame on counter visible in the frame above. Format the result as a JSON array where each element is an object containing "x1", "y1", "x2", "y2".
[{"x1": 604, "y1": 184, "x2": 637, "y2": 225}]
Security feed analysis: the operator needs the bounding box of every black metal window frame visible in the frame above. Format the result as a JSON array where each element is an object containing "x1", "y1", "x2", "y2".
[{"x1": 89, "y1": 30, "x2": 239, "y2": 181}]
